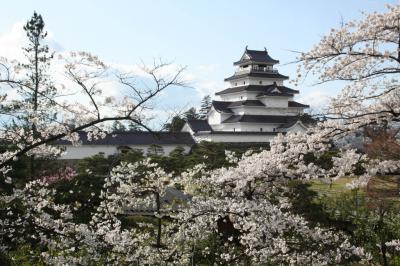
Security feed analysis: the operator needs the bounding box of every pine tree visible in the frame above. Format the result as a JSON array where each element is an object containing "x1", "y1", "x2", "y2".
[
  {"x1": 199, "y1": 95, "x2": 211, "y2": 119},
  {"x1": 22, "y1": 12, "x2": 55, "y2": 118},
  {"x1": 20, "y1": 12, "x2": 55, "y2": 177},
  {"x1": 165, "y1": 115, "x2": 185, "y2": 132},
  {"x1": 111, "y1": 121, "x2": 127, "y2": 132},
  {"x1": 183, "y1": 107, "x2": 199, "y2": 120},
  {"x1": 127, "y1": 121, "x2": 142, "y2": 132}
]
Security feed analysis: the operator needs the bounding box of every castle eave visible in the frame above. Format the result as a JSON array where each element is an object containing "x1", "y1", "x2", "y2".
[
  {"x1": 224, "y1": 72, "x2": 289, "y2": 81},
  {"x1": 222, "y1": 115, "x2": 297, "y2": 124},
  {"x1": 215, "y1": 85, "x2": 299, "y2": 96}
]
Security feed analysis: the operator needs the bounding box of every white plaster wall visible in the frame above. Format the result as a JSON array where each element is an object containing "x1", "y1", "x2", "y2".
[
  {"x1": 287, "y1": 107, "x2": 305, "y2": 115},
  {"x1": 208, "y1": 110, "x2": 231, "y2": 125},
  {"x1": 219, "y1": 92, "x2": 261, "y2": 102},
  {"x1": 247, "y1": 78, "x2": 284, "y2": 86},
  {"x1": 209, "y1": 123, "x2": 226, "y2": 131},
  {"x1": 181, "y1": 123, "x2": 192, "y2": 133},
  {"x1": 245, "y1": 92, "x2": 260, "y2": 100},
  {"x1": 194, "y1": 133, "x2": 276, "y2": 143},
  {"x1": 259, "y1": 96, "x2": 289, "y2": 108},
  {"x1": 60, "y1": 146, "x2": 116, "y2": 159},
  {"x1": 231, "y1": 107, "x2": 303, "y2": 116},
  {"x1": 59, "y1": 144, "x2": 192, "y2": 160},
  {"x1": 231, "y1": 106, "x2": 270, "y2": 115},
  {"x1": 208, "y1": 109, "x2": 222, "y2": 124},
  {"x1": 214, "y1": 123, "x2": 279, "y2": 132},
  {"x1": 219, "y1": 92, "x2": 246, "y2": 102},
  {"x1": 228, "y1": 78, "x2": 284, "y2": 88}
]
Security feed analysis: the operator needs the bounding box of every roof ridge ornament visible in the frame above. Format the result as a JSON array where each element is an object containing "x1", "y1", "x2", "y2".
[{"x1": 264, "y1": 47, "x2": 268, "y2": 53}]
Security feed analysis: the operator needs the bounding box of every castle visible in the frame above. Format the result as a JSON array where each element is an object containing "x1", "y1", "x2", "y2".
[
  {"x1": 59, "y1": 48, "x2": 309, "y2": 159},
  {"x1": 182, "y1": 47, "x2": 309, "y2": 143}
]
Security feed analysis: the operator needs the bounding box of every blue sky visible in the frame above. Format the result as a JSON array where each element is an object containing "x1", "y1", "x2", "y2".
[{"x1": 0, "y1": 0, "x2": 397, "y2": 123}]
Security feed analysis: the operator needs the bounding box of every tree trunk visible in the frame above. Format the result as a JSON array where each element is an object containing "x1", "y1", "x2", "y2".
[{"x1": 155, "y1": 191, "x2": 162, "y2": 248}]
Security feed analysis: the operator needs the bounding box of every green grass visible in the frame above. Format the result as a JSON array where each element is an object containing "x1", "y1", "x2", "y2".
[
  {"x1": 310, "y1": 176, "x2": 400, "y2": 205},
  {"x1": 310, "y1": 177, "x2": 355, "y2": 196}
]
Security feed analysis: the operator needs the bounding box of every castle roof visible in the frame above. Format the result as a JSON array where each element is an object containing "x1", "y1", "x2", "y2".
[
  {"x1": 228, "y1": 100, "x2": 264, "y2": 108},
  {"x1": 57, "y1": 131, "x2": 196, "y2": 145},
  {"x1": 186, "y1": 119, "x2": 213, "y2": 132},
  {"x1": 234, "y1": 48, "x2": 279, "y2": 66},
  {"x1": 288, "y1": 101, "x2": 310, "y2": 108},
  {"x1": 216, "y1": 84, "x2": 299, "y2": 96},
  {"x1": 224, "y1": 72, "x2": 288, "y2": 81},
  {"x1": 212, "y1": 101, "x2": 234, "y2": 113}
]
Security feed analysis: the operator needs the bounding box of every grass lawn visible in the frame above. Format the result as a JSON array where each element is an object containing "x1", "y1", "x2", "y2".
[
  {"x1": 310, "y1": 177, "x2": 355, "y2": 196},
  {"x1": 310, "y1": 176, "x2": 400, "y2": 204}
]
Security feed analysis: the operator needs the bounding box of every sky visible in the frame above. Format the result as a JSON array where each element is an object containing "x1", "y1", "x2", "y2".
[{"x1": 0, "y1": 0, "x2": 398, "y2": 126}]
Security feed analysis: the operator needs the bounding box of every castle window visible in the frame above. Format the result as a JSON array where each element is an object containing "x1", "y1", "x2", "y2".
[
  {"x1": 241, "y1": 96, "x2": 243, "y2": 99},
  {"x1": 235, "y1": 82, "x2": 237, "y2": 86},
  {"x1": 259, "y1": 81, "x2": 262, "y2": 85},
  {"x1": 273, "y1": 128, "x2": 276, "y2": 132},
  {"x1": 260, "y1": 128, "x2": 263, "y2": 132},
  {"x1": 243, "y1": 81, "x2": 246, "y2": 85},
  {"x1": 233, "y1": 128, "x2": 236, "y2": 132}
]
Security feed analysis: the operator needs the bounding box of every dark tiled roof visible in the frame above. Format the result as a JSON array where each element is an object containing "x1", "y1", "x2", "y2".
[
  {"x1": 256, "y1": 92, "x2": 294, "y2": 97},
  {"x1": 278, "y1": 120, "x2": 300, "y2": 129},
  {"x1": 234, "y1": 49, "x2": 279, "y2": 65},
  {"x1": 57, "y1": 131, "x2": 196, "y2": 145},
  {"x1": 212, "y1": 101, "x2": 233, "y2": 113},
  {"x1": 186, "y1": 119, "x2": 212, "y2": 132},
  {"x1": 222, "y1": 115, "x2": 298, "y2": 124},
  {"x1": 288, "y1": 101, "x2": 309, "y2": 108},
  {"x1": 228, "y1": 100, "x2": 264, "y2": 108},
  {"x1": 216, "y1": 84, "x2": 299, "y2": 95},
  {"x1": 208, "y1": 131, "x2": 279, "y2": 135},
  {"x1": 224, "y1": 72, "x2": 289, "y2": 81}
]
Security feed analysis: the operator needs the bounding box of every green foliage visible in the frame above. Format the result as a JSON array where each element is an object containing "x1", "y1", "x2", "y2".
[
  {"x1": 114, "y1": 148, "x2": 144, "y2": 163},
  {"x1": 199, "y1": 95, "x2": 211, "y2": 119},
  {"x1": 146, "y1": 144, "x2": 165, "y2": 156},
  {"x1": 3, "y1": 245, "x2": 44, "y2": 266},
  {"x1": 111, "y1": 121, "x2": 127, "y2": 132},
  {"x1": 52, "y1": 172, "x2": 104, "y2": 223},
  {"x1": 183, "y1": 107, "x2": 199, "y2": 120},
  {"x1": 148, "y1": 146, "x2": 187, "y2": 174},
  {"x1": 165, "y1": 116, "x2": 185, "y2": 132},
  {"x1": 292, "y1": 179, "x2": 400, "y2": 265},
  {"x1": 165, "y1": 106, "x2": 203, "y2": 132},
  {"x1": 75, "y1": 153, "x2": 112, "y2": 176},
  {"x1": 303, "y1": 151, "x2": 339, "y2": 170},
  {"x1": 191, "y1": 233, "x2": 249, "y2": 265},
  {"x1": 127, "y1": 121, "x2": 142, "y2": 132},
  {"x1": 287, "y1": 181, "x2": 335, "y2": 227}
]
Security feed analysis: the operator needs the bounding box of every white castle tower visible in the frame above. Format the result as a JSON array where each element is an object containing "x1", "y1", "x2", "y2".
[{"x1": 182, "y1": 47, "x2": 309, "y2": 143}]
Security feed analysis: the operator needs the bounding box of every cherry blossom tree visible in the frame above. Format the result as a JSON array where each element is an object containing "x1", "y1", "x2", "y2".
[
  {"x1": 294, "y1": 4, "x2": 400, "y2": 139},
  {"x1": 2, "y1": 5, "x2": 400, "y2": 265},
  {"x1": 0, "y1": 13, "x2": 186, "y2": 183}
]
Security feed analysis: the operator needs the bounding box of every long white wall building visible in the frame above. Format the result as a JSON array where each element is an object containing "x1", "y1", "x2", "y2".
[{"x1": 58, "y1": 132, "x2": 195, "y2": 160}]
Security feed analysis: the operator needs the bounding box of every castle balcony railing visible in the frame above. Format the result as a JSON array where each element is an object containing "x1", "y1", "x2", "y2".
[{"x1": 235, "y1": 67, "x2": 279, "y2": 75}]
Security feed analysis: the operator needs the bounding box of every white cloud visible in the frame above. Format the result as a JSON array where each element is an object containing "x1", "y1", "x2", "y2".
[
  {"x1": 296, "y1": 89, "x2": 331, "y2": 112},
  {"x1": 0, "y1": 21, "x2": 63, "y2": 61},
  {"x1": 192, "y1": 79, "x2": 223, "y2": 98},
  {"x1": 188, "y1": 64, "x2": 224, "y2": 98},
  {"x1": 0, "y1": 21, "x2": 28, "y2": 61}
]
